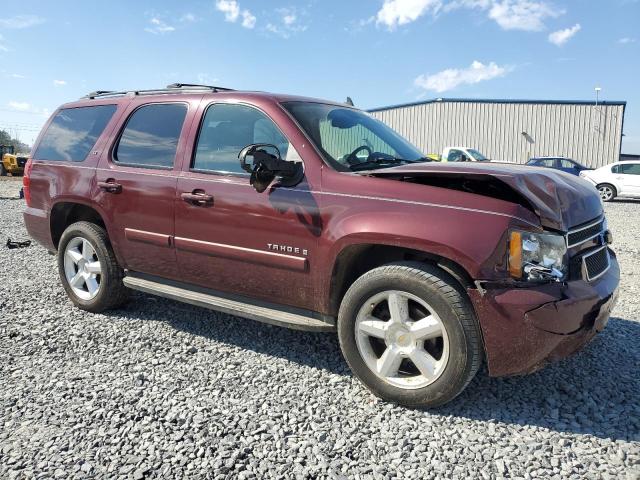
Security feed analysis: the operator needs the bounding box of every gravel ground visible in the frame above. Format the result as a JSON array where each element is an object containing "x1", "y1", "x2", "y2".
[{"x1": 0, "y1": 176, "x2": 638, "y2": 479}]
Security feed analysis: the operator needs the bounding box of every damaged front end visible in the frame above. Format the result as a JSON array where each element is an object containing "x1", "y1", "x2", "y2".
[{"x1": 369, "y1": 163, "x2": 620, "y2": 376}]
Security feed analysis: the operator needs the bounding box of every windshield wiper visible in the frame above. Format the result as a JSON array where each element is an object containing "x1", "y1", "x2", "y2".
[
  {"x1": 349, "y1": 157, "x2": 407, "y2": 171},
  {"x1": 350, "y1": 156, "x2": 431, "y2": 172}
]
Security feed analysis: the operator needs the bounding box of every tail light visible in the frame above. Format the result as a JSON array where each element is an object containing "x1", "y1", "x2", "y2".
[{"x1": 23, "y1": 158, "x2": 33, "y2": 206}]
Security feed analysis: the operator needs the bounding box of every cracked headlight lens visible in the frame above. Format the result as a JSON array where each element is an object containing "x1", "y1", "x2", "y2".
[{"x1": 509, "y1": 230, "x2": 567, "y2": 281}]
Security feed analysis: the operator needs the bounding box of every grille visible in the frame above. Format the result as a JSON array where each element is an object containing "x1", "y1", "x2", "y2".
[
  {"x1": 583, "y1": 246, "x2": 610, "y2": 281},
  {"x1": 567, "y1": 219, "x2": 604, "y2": 247}
]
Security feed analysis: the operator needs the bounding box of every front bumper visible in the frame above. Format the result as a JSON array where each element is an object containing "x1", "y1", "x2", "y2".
[{"x1": 468, "y1": 249, "x2": 620, "y2": 377}]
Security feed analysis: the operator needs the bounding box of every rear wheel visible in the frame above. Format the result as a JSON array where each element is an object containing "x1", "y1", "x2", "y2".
[
  {"x1": 338, "y1": 262, "x2": 482, "y2": 408},
  {"x1": 597, "y1": 183, "x2": 616, "y2": 202},
  {"x1": 58, "y1": 221, "x2": 129, "y2": 312}
]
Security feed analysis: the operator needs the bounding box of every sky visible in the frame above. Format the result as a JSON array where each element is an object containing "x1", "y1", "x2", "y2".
[{"x1": 1, "y1": 0, "x2": 639, "y2": 153}]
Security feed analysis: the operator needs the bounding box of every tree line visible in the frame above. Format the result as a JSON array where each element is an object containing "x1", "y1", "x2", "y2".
[{"x1": 0, "y1": 129, "x2": 30, "y2": 153}]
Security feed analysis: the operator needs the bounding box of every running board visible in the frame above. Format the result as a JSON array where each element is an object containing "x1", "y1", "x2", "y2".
[{"x1": 123, "y1": 274, "x2": 335, "y2": 332}]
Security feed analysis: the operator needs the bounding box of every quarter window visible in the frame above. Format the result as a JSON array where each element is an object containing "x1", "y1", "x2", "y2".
[
  {"x1": 34, "y1": 105, "x2": 117, "y2": 162},
  {"x1": 192, "y1": 104, "x2": 289, "y2": 174},
  {"x1": 115, "y1": 103, "x2": 187, "y2": 168}
]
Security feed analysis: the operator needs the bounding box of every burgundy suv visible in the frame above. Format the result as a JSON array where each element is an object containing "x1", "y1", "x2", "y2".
[{"x1": 23, "y1": 84, "x2": 619, "y2": 407}]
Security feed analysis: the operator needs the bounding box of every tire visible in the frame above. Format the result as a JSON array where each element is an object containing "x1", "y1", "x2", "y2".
[
  {"x1": 0, "y1": 163, "x2": 7, "y2": 176},
  {"x1": 597, "y1": 183, "x2": 616, "y2": 202},
  {"x1": 57, "y1": 221, "x2": 129, "y2": 312},
  {"x1": 338, "y1": 262, "x2": 482, "y2": 408}
]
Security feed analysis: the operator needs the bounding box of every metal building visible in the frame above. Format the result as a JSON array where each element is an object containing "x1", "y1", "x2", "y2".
[{"x1": 369, "y1": 98, "x2": 626, "y2": 168}]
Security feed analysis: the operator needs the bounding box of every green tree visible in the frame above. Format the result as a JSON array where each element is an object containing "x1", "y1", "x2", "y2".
[{"x1": 0, "y1": 129, "x2": 30, "y2": 153}]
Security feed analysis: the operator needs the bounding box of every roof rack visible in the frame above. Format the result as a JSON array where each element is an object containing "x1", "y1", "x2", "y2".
[{"x1": 82, "y1": 83, "x2": 235, "y2": 100}]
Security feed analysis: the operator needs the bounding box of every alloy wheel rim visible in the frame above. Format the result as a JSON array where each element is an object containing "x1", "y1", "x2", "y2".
[
  {"x1": 63, "y1": 237, "x2": 103, "y2": 300},
  {"x1": 354, "y1": 290, "x2": 450, "y2": 390},
  {"x1": 599, "y1": 187, "x2": 613, "y2": 201}
]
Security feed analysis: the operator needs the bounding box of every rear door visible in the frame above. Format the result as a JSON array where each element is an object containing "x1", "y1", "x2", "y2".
[
  {"x1": 174, "y1": 101, "x2": 319, "y2": 310},
  {"x1": 96, "y1": 100, "x2": 195, "y2": 280}
]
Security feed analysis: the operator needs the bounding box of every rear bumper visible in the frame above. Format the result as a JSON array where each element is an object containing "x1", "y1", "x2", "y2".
[
  {"x1": 23, "y1": 207, "x2": 55, "y2": 252},
  {"x1": 468, "y1": 249, "x2": 620, "y2": 377}
]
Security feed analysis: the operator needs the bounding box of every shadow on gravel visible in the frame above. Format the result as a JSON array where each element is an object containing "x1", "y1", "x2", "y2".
[
  {"x1": 123, "y1": 295, "x2": 639, "y2": 442},
  {"x1": 440, "y1": 317, "x2": 640, "y2": 442},
  {"x1": 122, "y1": 294, "x2": 350, "y2": 376},
  {"x1": 610, "y1": 198, "x2": 640, "y2": 204}
]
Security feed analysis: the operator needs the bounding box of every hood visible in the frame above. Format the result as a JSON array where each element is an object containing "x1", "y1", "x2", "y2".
[{"x1": 368, "y1": 162, "x2": 603, "y2": 231}]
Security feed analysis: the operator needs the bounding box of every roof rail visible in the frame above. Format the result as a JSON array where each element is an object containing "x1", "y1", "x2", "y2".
[
  {"x1": 81, "y1": 83, "x2": 235, "y2": 100},
  {"x1": 166, "y1": 83, "x2": 234, "y2": 92}
]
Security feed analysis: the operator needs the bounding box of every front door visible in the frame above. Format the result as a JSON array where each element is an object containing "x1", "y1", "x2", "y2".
[
  {"x1": 174, "y1": 102, "x2": 320, "y2": 310},
  {"x1": 96, "y1": 101, "x2": 193, "y2": 280}
]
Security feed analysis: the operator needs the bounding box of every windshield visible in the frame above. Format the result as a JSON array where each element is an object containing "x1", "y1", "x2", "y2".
[
  {"x1": 468, "y1": 149, "x2": 489, "y2": 161},
  {"x1": 282, "y1": 102, "x2": 428, "y2": 172}
]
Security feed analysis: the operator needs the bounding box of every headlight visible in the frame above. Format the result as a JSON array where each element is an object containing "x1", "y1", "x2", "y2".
[{"x1": 509, "y1": 230, "x2": 567, "y2": 281}]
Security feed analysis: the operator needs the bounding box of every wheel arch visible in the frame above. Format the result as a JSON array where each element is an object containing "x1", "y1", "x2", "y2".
[
  {"x1": 50, "y1": 200, "x2": 112, "y2": 250},
  {"x1": 327, "y1": 242, "x2": 476, "y2": 317}
]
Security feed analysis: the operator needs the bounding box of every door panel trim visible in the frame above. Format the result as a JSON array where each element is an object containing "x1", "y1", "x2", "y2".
[
  {"x1": 174, "y1": 236, "x2": 308, "y2": 272},
  {"x1": 125, "y1": 228, "x2": 172, "y2": 247}
]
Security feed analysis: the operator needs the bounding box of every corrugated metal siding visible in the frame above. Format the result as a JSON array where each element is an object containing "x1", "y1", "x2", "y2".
[{"x1": 370, "y1": 101, "x2": 625, "y2": 168}]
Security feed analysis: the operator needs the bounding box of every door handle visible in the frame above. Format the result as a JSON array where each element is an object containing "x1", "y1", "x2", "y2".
[
  {"x1": 97, "y1": 180, "x2": 122, "y2": 193},
  {"x1": 181, "y1": 191, "x2": 214, "y2": 206}
]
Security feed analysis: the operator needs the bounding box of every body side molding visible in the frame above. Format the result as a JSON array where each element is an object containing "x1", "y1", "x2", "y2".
[{"x1": 174, "y1": 237, "x2": 308, "y2": 272}]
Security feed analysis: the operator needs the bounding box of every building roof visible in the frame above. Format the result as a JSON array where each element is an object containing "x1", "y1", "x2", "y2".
[{"x1": 368, "y1": 97, "x2": 627, "y2": 113}]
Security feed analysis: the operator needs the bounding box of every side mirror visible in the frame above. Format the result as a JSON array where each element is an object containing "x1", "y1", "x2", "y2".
[{"x1": 238, "y1": 143, "x2": 303, "y2": 193}]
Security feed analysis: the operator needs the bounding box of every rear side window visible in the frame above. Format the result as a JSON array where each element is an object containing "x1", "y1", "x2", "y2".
[
  {"x1": 34, "y1": 105, "x2": 117, "y2": 162},
  {"x1": 115, "y1": 103, "x2": 187, "y2": 168}
]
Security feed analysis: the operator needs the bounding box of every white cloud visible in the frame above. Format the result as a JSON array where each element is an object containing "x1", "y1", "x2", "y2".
[
  {"x1": 548, "y1": 23, "x2": 580, "y2": 46},
  {"x1": 0, "y1": 14, "x2": 45, "y2": 29},
  {"x1": 8, "y1": 101, "x2": 31, "y2": 111},
  {"x1": 8, "y1": 73, "x2": 26, "y2": 78},
  {"x1": 181, "y1": 13, "x2": 197, "y2": 23},
  {"x1": 145, "y1": 17, "x2": 176, "y2": 34},
  {"x1": 376, "y1": 0, "x2": 442, "y2": 29},
  {"x1": 488, "y1": 0, "x2": 562, "y2": 31},
  {"x1": 373, "y1": 0, "x2": 563, "y2": 31},
  {"x1": 414, "y1": 60, "x2": 512, "y2": 93},
  {"x1": 267, "y1": 8, "x2": 308, "y2": 38},
  {"x1": 241, "y1": 10, "x2": 256, "y2": 28},
  {"x1": 618, "y1": 37, "x2": 636, "y2": 44},
  {"x1": 53, "y1": 79, "x2": 67, "y2": 86},
  {"x1": 216, "y1": 0, "x2": 256, "y2": 29}
]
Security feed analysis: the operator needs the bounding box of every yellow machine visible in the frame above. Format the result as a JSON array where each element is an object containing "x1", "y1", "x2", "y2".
[{"x1": 1, "y1": 145, "x2": 27, "y2": 176}]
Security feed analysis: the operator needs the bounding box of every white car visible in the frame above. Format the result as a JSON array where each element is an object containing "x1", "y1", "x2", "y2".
[
  {"x1": 441, "y1": 147, "x2": 490, "y2": 162},
  {"x1": 580, "y1": 161, "x2": 640, "y2": 201}
]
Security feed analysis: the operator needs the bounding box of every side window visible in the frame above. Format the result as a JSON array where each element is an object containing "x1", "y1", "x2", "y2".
[
  {"x1": 559, "y1": 159, "x2": 576, "y2": 169},
  {"x1": 538, "y1": 159, "x2": 556, "y2": 167},
  {"x1": 115, "y1": 103, "x2": 187, "y2": 168},
  {"x1": 192, "y1": 104, "x2": 289, "y2": 174},
  {"x1": 611, "y1": 165, "x2": 620, "y2": 174},
  {"x1": 34, "y1": 105, "x2": 117, "y2": 162},
  {"x1": 448, "y1": 149, "x2": 464, "y2": 162},
  {"x1": 620, "y1": 163, "x2": 640, "y2": 175}
]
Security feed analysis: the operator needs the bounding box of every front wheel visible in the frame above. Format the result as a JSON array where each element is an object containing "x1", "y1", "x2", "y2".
[
  {"x1": 0, "y1": 163, "x2": 7, "y2": 176},
  {"x1": 338, "y1": 262, "x2": 482, "y2": 408},
  {"x1": 57, "y1": 221, "x2": 129, "y2": 312},
  {"x1": 597, "y1": 184, "x2": 616, "y2": 202}
]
